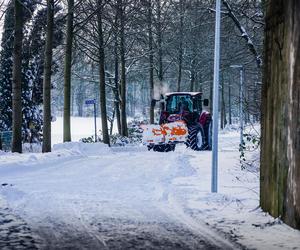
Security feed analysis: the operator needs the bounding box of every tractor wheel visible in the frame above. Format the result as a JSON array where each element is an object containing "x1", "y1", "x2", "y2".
[
  {"x1": 152, "y1": 144, "x2": 176, "y2": 152},
  {"x1": 187, "y1": 125, "x2": 205, "y2": 151}
]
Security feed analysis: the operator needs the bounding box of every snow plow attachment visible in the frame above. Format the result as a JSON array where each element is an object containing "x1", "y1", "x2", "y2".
[{"x1": 142, "y1": 121, "x2": 188, "y2": 145}]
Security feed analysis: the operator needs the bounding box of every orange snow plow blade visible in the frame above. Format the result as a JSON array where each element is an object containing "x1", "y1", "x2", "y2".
[{"x1": 142, "y1": 121, "x2": 188, "y2": 145}]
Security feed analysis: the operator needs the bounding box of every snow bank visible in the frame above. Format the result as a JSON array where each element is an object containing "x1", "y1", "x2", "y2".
[{"x1": 53, "y1": 141, "x2": 110, "y2": 156}]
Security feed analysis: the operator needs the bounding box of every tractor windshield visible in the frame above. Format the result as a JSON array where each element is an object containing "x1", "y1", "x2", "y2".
[{"x1": 166, "y1": 95, "x2": 193, "y2": 114}]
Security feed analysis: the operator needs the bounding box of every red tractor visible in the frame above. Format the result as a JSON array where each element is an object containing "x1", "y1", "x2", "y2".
[{"x1": 142, "y1": 92, "x2": 212, "y2": 152}]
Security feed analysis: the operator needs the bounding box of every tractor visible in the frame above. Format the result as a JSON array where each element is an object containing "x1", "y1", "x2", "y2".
[{"x1": 142, "y1": 92, "x2": 212, "y2": 152}]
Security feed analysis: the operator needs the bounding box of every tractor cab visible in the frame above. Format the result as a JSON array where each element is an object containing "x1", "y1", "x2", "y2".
[
  {"x1": 158, "y1": 92, "x2": 209, "y2": 125},
  {"x1": 165, "y1": 92, "x2": 204, "y2": 114}
]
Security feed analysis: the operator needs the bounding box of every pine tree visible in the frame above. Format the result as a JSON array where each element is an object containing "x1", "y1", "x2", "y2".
[
  {"x1": 0, "y1": 2, "x2": 14, "y2": 132},
  {"x1": 11, "y1": 0, "x2": 24, "y2": 153},
  {"x1": 0, "y1": 2, "x2": 63, "y2": 145}
]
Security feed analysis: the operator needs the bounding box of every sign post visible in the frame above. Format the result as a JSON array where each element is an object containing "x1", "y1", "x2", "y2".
[{"x1": 85, "y1": 99, "x2": 97, "y2": 142}]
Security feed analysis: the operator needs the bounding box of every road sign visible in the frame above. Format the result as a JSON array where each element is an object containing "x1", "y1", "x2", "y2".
[{"x1": 85, "y1": 99, "x2": 96, "y2": 105}]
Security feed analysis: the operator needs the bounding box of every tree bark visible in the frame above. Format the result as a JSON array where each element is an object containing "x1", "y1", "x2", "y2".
[
  {"x1": 114, "y1": 49, "x2": 121, "y2": 134},
  {"x1": 118, "y1": 0, "x2": 128, "y2": 137},
  {"x1": 11, "y1": 0, "x2": 23, "y2": 153},
  {"x1": 177, "y1": 0, "x2": 184, "y2": 92},
  {"x1": 228, "y1": 82, "x2": 232, "y2": 125},
  {"x1": 114, "y1": 10, "x2": 121, "y2": 133},
  {"x1": 147, "y1": 0, "x2": 154, "y2": 124},
  {"x1": 261, "y1": 0, "x2": 300, "y2": 229},
  {"x1": 42, "y1": 0, "x2": 54, "y2": 153},
  {"x1": 97, "y1": 0, "x2": 110, "y2": 145},
  {"x1": 190, "y1": 59, "x2": 196, "y2": 92},
  {"x1": 221, "y1": 76, "x2": 226, "y2": 129},
  {"x1": 156, "y1": 0, "x2": 163, "y2": 94},
  {"x1": 63, "y1": 0, "x2": 74, "y2": 142}
]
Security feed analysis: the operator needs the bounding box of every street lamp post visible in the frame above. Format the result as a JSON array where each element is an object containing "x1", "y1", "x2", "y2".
[
  {"x1": 211, "y1": 0, "x2": 221, "y2": 193},
  {"x1": 230, "y1": 65, "x2": 244, "y2": 146}
]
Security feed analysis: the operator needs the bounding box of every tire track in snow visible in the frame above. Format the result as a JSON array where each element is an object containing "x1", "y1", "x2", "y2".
[{"x1": 154, "y1": 152, "x2": 243, "y2": 250}]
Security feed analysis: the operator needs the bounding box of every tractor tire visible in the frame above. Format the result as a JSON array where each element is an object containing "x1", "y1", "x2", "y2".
[
  {"x1": 187, "y1": 125, "x2": 205, "y2": 151},
  {"x1": 152, "y1": 144, "x2": 176, "y2": 152}
]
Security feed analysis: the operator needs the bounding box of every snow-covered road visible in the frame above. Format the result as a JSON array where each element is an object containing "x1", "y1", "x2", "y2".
[
  {"x1": 1, "y1": 128, "x2": 300, "y2": 249},
  {"x1": 0, "y1": 143, "x2": 239, "y2": 249}
]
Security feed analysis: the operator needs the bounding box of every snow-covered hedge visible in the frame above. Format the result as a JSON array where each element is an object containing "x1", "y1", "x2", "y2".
[{"x1": 80, "y1": 118, "x2": 145, "y2": 146}]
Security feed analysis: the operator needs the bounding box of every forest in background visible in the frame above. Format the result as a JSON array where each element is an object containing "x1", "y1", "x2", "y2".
[{"x1": 0, "y1": 0, "x2": 264, "y2": 146}]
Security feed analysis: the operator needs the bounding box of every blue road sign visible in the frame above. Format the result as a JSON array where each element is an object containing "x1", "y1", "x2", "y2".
[{"x1": 85, "y1": 99, "x2": 96, "y2": 105}]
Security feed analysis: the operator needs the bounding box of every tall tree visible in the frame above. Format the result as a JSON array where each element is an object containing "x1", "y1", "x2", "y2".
[
  {"x1": 97, "y1": 0, "x2": 110, "y2": 145},
  {"x1": 42, "y1": 0, "x2": 55, "y2": 153},
  {"x1": 155, "y1": 0, "x2": 163, "y2": 94},
  {"x1": 11, "y1": 0, "x2": 23, "y2": 153},
  {"x1": 147, "y1": 0, "x2": 154, "y2": 124},
  {"x1": 113, "y1": 8, "x2": 121, "y2": 134},
  {"x1": 220, "y1": 74, "x2": 227, "y2": 129},
  {"x1": 177, "y1": 0, "x2": 184, "y2": 92},
  {"x1": 0, "y1": 1, "x2": 47, "y2": 145},
  {"x1": 118, "y1": 0, "x2": 128, "y2": 136},
  {"x1": 0, "y1": 3, "x2": 14, "y2": 133},
  {"x1": 63, "y1": 0, "x2": 75, "y2": 142},
  {"x1": 261, "y1": 0, "x2": 300, "y2": 229}
]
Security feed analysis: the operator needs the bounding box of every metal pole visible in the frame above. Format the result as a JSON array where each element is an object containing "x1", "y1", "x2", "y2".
[
  {"x1": 239, "y1": 68, "x2": 244, "y2": 146},
  {"x1": 211, "y1": 0, "x2": 221, "y2": 193},
  {"x1": 94, "y1": 100, "x2": 97, "y2": 142}
]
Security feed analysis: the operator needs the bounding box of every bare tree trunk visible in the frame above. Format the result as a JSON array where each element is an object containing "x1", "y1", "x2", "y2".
[
  {"x1": 11, "y1": 0, "x2": 23, "y2": 153},
  {"x1": 42, "y1": 0, "x2": 54, "y2": 153},
  {"x1": 261, "y1": 0, "x2": 300, "y2": 229},
  {"x1": 228, "y1": 75, "x2": 232, "y2": 125},
  {"x1": 209, "y1": 77, "x2": 213, "y2": 112},
  {"x1": 147, "y1": 0, "x2": 154, "y2": 124},
  {"x1": 114, "y1": 52, "x2": 121, "y2": 134},
  {"x1": 221, "y1": 74, "x2": 227, "y2": 129},
  {"x1": 177, "y1": 0, "x2": 184, "y2": 92},
  {"x1": 156, "y1": 0, "x2": 163, "y2": 94},
  {"x1": 113, "y1": 10, "x2": 121, "y2": 134},
  {"x1": 118, "y1": 0, "x2": 128, "y2": 137},
  {"x1": 190, "y1": 59, "x2": 196, "y2": 92},
  {"x1": 228, "y1": 82, "x2": 232, "y2": 125},
  {"x1": 97, "y1": 0, "x2": 110, "y2": 145},
  {"x1": 63, "y1": 0, "x2": 74, "y2": 142}
]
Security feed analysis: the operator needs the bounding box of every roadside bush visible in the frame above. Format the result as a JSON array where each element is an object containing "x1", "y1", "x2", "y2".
[{"x1": 80, "y1": 118, "x2": 146, "y2": 146}]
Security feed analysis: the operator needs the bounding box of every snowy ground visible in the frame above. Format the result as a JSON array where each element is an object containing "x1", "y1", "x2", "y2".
[
  {"x1": 0, "y1": 119, "x2": 300, "y2": 249},
  {"x1": 52, "y1": 116, "x2": 118, "y2": 145}
]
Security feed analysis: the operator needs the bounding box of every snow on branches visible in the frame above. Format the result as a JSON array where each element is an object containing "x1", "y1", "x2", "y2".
[{"x1": 222, "y1": 0, "x2": 263, "y2": 68}]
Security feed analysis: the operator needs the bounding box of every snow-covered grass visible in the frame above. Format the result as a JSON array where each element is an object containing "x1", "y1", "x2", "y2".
[
  {"x1": 51, "y1": 116, "x2": 119, "y2": 145},
  {"x1": 0, "y1": 120, "x2": 299, "y2": 249}
]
